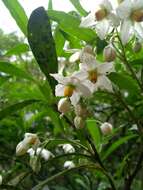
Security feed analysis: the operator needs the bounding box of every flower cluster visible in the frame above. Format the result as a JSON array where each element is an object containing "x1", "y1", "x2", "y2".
[
  {"x1": 80, "y1": 0, "x2": 143, "y2": 44},
  {"x1": 51, "y1": 46, "x2": 114, "y2": 119}
]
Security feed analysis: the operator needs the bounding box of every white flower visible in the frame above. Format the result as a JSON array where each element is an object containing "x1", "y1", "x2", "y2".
[
  {"x1": 80, "y1": 0, "x2": 119, "y2": 40},
  {"x1": 50, "y1": 72, "x2": 91, "y2": 106},
  {"x1": 103, "y1": 44, "x2": 116, "y2": 62},
  {"x1": 27, "y1": 148, "x2": 54, "y2": 161},
  {"x1": 100, "y1": 122, "x2": 113, "y2": 135},
  {"x1": 74, "y1": 116, "x2": 85, "y2": 129},
  {"x1": 62, "y1": 144, "x2": 75, "y2": 153},
  {"x1": 116, "y1": 0, "x2": 143, "y2": 44},
  {"x1": 16, "y1": 133, "x2": 40, "y2": 156},
  {"x1": 64, "y1": 161, "x2": 75, "y2": 169},
  {"x1": 0, "y1": 175, "x2": 2, "y2": 185},
  {"x1": 75, "y1": 59, "x2": 114, "y2": 93}
]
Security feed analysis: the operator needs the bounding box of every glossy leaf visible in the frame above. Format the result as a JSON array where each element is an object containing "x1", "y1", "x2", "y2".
[
  {"x1": 5, "y1": 44, "x2": 29, "y2": 56},
  {"x1": 69, "y1": 0, "x2": 87, "y2": 16},
  {"x1": 28, "y1": 7, "x2": 58, "y2": 88}
]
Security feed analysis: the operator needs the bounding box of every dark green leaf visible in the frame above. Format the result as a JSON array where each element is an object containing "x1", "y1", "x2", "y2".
[
  {"x1": 28, "y1": 7, "x2": 58, "y2": 88},
  {"x1": 2, "y1": 0, "x2": 28, "y2": 36}
]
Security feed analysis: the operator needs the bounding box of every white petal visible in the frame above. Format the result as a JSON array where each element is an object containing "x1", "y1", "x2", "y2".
[
  {"x1": 55, "y1": 84, "x2": 64, "y2": 97},
  {"x1": 101, "y1": 0, "x2": 113, "y2": 12},
  {"x1": 134, "y1": 23, "x2": 143, "y2": 42},
  {"x1": 97, "y1": 62, "x2": 114, "y2": 74},
  {"x1": 50, "y1": 73, "x2": 68, "y2": 85},
  {"x1": 84, "y1": 80, "x2": 98, "y2": 93},
  {"x1": 95, "y1": 19, "x2": 110, "y2": 40},
  {"x1": 116, "y1": 0, "x2": 131, "y2": 19},
  {"x1": 77, "y1": 83, "x2": 91, "y2": 97},
  {"x1": 107, "y1": 13, "x2": 120, "y2": 27},
  {"x1": 120, "y1": 20, "x2": 133, "y2": 45},
  {"x1": 70, "y1": 92, "x2": 80, "y2": 106},
  {"x1": 69, "y1": 51, "x2": 80, "y2": 63},
  {"x1": 80, "y1": 12, "x2": 95, "y2": 28},
  {"x1": 97, "y1": 75, "x2": 113, "y2": 92},
  {"x1": 73, "y1": 70, "x2": 88, "y2": 81}
]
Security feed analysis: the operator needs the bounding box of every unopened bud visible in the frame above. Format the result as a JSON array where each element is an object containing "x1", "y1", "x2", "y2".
[
  {"x1": 58, "y1": 98, "x2": 71, "y2": 114},
  {"x1": 103, "y1": 45, "x2": 116, "y2": 62},
  {"x1": 16, "y1": 141, "x2": 29, "y2": 156},
  {"x1": 74, "y1": 116, "x2": 85, "y2": 129},
  {"x1": 133, "y1": 41, "x2": 142, "y2": 53},
  {"x1": 100, "y1": 122, "x2": 113, "y2": 135}
]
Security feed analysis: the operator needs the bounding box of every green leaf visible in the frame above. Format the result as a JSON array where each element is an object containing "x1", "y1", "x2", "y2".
[
  {"x1": 2, "y1": 0, "x2": 28, "y2": 36},
  {"x1": 0, "y1": 62, "x2": 34, "y2": 81},
  {"x1": 0, "y1": 76, "x2": 10, "y2": 86},
  {"x1": 102, "y1": 134, "x2": 138, "y2": 160},
  {"x1": 28, "y1": 7, "x2": 58, "y2": 88},
  {"x1": 48, "y1": 0, "x2": 53, "y2": 10},
  {"x1": 69, "y1": 0, "x2": 87, "y2": 16},
  {"x1": 0, "y1": 99, "x2": 40, "y2": 120},
  {"x1": 48, "y1": 10, "x2": 96, "y2": 42},
  {"x1": 54, "y1": 26, "x2": 65, "y2": 56},
  {"x1": 86, "y1": 119, "x2": 101, "y2": 152},
  {"x1": 108, "y1": 72, "x2": 140, "y2": 96},
  {"x1": 5, "y1": 43, "x2": 29, "y2": 56}
]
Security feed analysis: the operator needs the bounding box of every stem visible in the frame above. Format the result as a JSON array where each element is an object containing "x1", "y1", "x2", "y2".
[{"x1": 115, "y1": 29, "x2": 143, "y2": 92}]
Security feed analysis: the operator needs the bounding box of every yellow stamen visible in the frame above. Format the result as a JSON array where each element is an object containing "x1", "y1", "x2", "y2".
[
  {"x1": 131, "y1": 9, "x2": 143, "y2": 22},
  {"x1": 95, "y1": 8, "x2": 107, "y2": 21},
  {"x1": 64, "y1": 86, "x2": 75, "y2": 97},
  {"x1": 88, "y1": 70, "x2": 98, "y2": 83}
]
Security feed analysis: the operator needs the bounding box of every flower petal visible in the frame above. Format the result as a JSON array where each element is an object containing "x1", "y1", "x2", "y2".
[
  {"x1": 120, "y1": 19, "x2": 133, "y2": 45},
  {"x1": 55, "y1": 84, "x2": 64, "y2": 97},
  {"x1": 107, "y1": 13, "x2": 120, "y2": 27},
  {"x1": 95, "y1": 19, "x2": 110, "y2": 40},
  {"x1": 134, "y1": 23, "x2": 143, "y2": 42},
  {"x1": 116, "y1": 0, "x2": 131, "y2": 19},
  {"x1": 80, "y1": 12, "x2": 95, "y2": 28},
  {"x1": 77, "y1": 83, "x2": 91, "y2": 97},
  {"x1": 70, "y1": 92, "x2": 80, "y2": 106},
  {"x1": 73, "y1": 70, "x2": 88, "y2": 81},
  {"x1": 97, "y1": 75, "x2": 113, "y2": 92},
  {"x1": 69, "y1": 51, "x2": 80, "y2": 63},
  {"x1": 101, "y1": 0, "x2": 113, "y2": 12},
  {"x1": 97, "y1": 62, "x2": 114, "y2": 74},
  {"x1": 50, "y1": 73, "x2": 67, "y2": 85}
]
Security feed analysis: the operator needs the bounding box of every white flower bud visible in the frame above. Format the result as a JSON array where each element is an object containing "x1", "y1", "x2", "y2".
[
  {"x1": 30, "y1": 156, "x2": 41, "y2": 173},
  {"x1": 133, "y1": 41, "x2": 142, "y2": 53},
  {"x1": 16, "y1": 141, "x2": 29, "y2": 156},
  {"x1": 74, "y1": 116, "x2": 85, "y2": 129},
  {"x1": 103, "y1": 45, "x2": 116, "y2": 62},
  {"x1": 0, "y1": 175, "x2": 2, "y2": 185},
  {"x1": 58, "y1": 98, "x2": 71, "y2": 114},
  {"x1": 100, "y1": 122, "x2": 113, "y2": 135},
  {"x1": 62, "y1": 144, "x2": 75, "y2": 153},
  {"x1": 64, "y1": 161, "x2": 75, "y2": 169}
]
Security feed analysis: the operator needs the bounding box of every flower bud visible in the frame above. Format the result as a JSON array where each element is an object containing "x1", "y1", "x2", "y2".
[
  {"x1": 133, "y1": 41, "x2": 142, "y2": 53},
  {"x1": 58, "y1": 97, "x2": 71, "y2": 114},
  {"x1": 74, "y1": 116, "x2": 85, "y2": 129},
  {"x1": 64, "y1": 161, "x2": 75, "y2": 169},
  {"x1": 0, "y1": 175, "x2": 2, "y2": 185},
  {"x1": 16, "y1": 141, "x2": 29, "y2": 156},
  {"x1": 62, "y1": 144, "x2": 75, "y2": 153},
  {"x1": 100, "y1": 122, "x2": 113, "y2": 135},
  {"x1": 103, "y1": 45, "x2": 116, "y2": 62}
]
